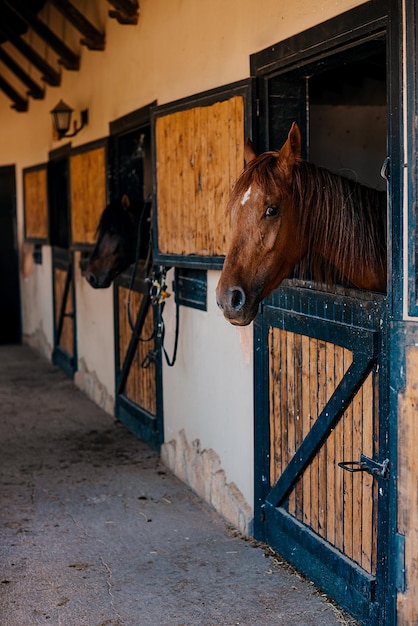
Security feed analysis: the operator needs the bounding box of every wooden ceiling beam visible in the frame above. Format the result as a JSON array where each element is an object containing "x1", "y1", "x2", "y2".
[
  {"x1": 0, "y1": 25, "x2": 61, "y2": 86},
  {"x1": 4, "y1": 0, "x2": 80, "y2": 70},
  {"x1": 0, "y1": 47, "x2": 44, "y2": 99},
  {"x1": 107, "y1": 0, "x2": 139, "y2": 25},
  {"x1": 50, "y1": 0, "x2": 105, "y2": 51},
  {"x1": 0, "y1": 74, "x2": 28, "y2": 111}
]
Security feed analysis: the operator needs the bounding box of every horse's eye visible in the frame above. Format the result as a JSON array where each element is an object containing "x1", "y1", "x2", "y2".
[{"x1": 265, "y1": 205, "x2": 279, "y2": 217}]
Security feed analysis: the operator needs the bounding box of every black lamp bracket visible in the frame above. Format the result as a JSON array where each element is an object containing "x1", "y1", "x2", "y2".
[{"x1": 59, "y1": 108, "x2": 89, "y2": 139}]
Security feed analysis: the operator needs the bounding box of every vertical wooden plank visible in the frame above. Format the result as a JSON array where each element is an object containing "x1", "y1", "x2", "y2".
[
  {"x1": 175, "y1": 110, "x2": 186, "y2": 252},
  {"x1": 229, "y1": 95, "x2": 244, "y2": 188},
  {"x1": 324, "y1": 342, "x2": 336, "y2": 546},
  {"x1": 287, "y1": 331, "x2": 296, "y2": 515},
  {"x1": 293, "y1": 332, "x2": 304, "y2": 520},
  {"x1": 155, "y1": 115, "x2": 169, "y2": 249},
  {"x1": 397, "y1": 346, "x2": 418, "y2": 625},
  {"x1": 360, "y1": 370, "x2": 375, "y2": 573},
  {"x1": 280, "y1": 329, "x2": 288, "y2": 483},
  {"x1": 317, "y1": 339, "x2": 327, "y2": 538},
  {"x1": 156, "y1": 113, "x2": 174, "y2": 252},
  {"x1": 198, "y1": 104, "x2": 210, "y2": 254},
  {"x1": 342, "y1": 348, "x2": 354, "y2": 560},
  {"x1": 214, "y1": 100, "x2": 230, "y2": 255},
  {"x1": 309, "y1": 337, "x2": 320, "y2": 534},
  {"x1": 183, "y1": 107, "x2": 198, "y2": 249},
  {"x1": 225, "y1": 97, "x2": 239, "y2": 252},
  {"x1": 370, "y1": 367, "x2": 379, "y2": 573},
  {"x1": 301, "y1": 334, "x2": 311, "y2": 528},
  {"x1": 269, "y1": 327, "x2": 281, "y2": 486},
  {"x1": 333, "y1": 344, "x2": 345, "y2": 553},
  {"x1": 352, "y1": 372, "x2": 365, "y2": 566},
  {"x1": 269, "y1": 327, "x2": 276, "y2": 486}
]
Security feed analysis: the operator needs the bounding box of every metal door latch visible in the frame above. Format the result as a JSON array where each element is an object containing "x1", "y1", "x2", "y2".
[
  {"x1": 380, "y1": 156, "x2": 390, "y2": 181},
  {"x1": 338, "y1": 454, "x2": 390, "y2": 479},
  {"x1": 141, "y1": 350, "x2": 158, "y2": 369}
]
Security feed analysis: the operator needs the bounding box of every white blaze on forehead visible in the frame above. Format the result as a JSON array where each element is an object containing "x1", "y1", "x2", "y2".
[{"x1": 241, "y1": 185, "x2": 252, "y2": 206}]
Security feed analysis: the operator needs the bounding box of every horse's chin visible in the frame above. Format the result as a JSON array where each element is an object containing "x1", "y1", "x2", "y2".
[
  {"x1": 228, "y1": 316, "x2": 254, "y2": 327},
  {"x1": 221, "y1": 303, "x2": 259, "y2": 326},
  {"x1": 85, "y1": 274, "x2": 112, "y2": 289}
]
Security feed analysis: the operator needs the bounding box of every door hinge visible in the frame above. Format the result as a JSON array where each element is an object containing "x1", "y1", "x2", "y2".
[{"x1": 338, "y1": 455, "x2": 390, "y2": 479}]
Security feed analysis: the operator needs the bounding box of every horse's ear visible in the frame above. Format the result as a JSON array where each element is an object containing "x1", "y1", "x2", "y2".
[
  {"x1": 279, "y1": 122, "x2": 301, "y2": 172},
  {"x1": 121, "y1": 194, "x2": 131, "y2": 210},
  {"x1": 244, "y1": 138, "x2": 257, "y2": 165}
]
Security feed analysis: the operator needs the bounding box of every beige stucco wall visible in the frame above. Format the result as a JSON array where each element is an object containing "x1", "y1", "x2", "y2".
[{"x1": 0, "y1": 0, "x2": 368, "y2": 522}]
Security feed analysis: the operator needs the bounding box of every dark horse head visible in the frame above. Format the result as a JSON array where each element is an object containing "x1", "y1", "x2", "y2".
[{"x1": 85, "y1": 194, "x2": 148, "y2": 289}]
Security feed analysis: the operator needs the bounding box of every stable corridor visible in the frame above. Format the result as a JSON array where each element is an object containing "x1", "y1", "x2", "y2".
[{"x1": 0, "y1": 345, "x2": 357, "y2": 626}]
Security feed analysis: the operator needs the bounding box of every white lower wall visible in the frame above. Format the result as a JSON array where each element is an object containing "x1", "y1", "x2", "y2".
[
  {"x1": 21, "y1": 244, "x2": 54, "y2": 359},
  {"x1": 73, "y1": 252, "x2": 115, "y2": 414},
  {"x1": 161, "y1": 270, "x2": 254, "y2": 515}
]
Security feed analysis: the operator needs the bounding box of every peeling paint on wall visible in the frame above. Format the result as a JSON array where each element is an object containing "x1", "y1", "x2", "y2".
[
  {"x1": 161, "y1": 429, "x2": 253, "y2": 535},
  {"x1": 74, "y1": 357, "x2": 114, "y2": 416},
  {"x1": 23, "y1": 323, "x2": 52, "y2": 362}
]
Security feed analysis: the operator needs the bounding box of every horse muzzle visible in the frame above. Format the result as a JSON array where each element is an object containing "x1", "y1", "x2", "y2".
[
  {"x1": 86, "y1": 272, "x2": 109, "y2": 289},
  {"x1": 215, "y1": 283, "x2": 258, "y2": 326}
]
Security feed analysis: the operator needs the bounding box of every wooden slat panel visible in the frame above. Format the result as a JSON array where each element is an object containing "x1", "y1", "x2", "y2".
[
  {"x1": 397, "y1": 346, "x2": 418, "y2": 624},
  {"x1": 359, "y1": 371, "x2": 375, "y2": 571},
  {"x1": 23, "y1": 166, "x2": 48, "y2": 240},
  {"x1": 155, "y1": 95, "x2": 244, "y2": 257},
  {"x1": 268, "y1": 328, "x2": 377, "y2": 574},
  {"x1": 54, "y1": 267, "x2": 73, "y2": 357},
  {"x1": 324, "y1": 341, "x2": 336, "y2": 543},
  {"x1": 70, "y1": 146, "x2": 106, "y2": 245},
  {"x1": 333, "y1": 345, "x2": 346, "y2": 554},
  {"x1": 118, "y1": 286, "x2": 156, "y2": 416},
  {"x1": 301, "y1": 334, "x2": 311, "y2": 529}
]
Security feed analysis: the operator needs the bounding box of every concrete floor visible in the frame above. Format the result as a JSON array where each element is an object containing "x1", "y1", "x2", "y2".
[{"x1": 0, "y1": 344, "x2": 358, "y2": 626}]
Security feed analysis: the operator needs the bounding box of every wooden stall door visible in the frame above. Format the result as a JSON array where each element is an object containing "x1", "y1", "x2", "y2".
[
  {"x1": 108, "y1": 113, "x2": 162, "y2": 449},
  {"x1": 255, "y1": 284, "x2": 389, "y2": 626},
  {"x1": 52, "y1": 249, "x2": 75, "y2": 376},
  {"x1": 48, "y1": 152, "x2": 76, "y2": 377},
  {"x1": 114, "y1": 272, "x2": 163, "y2": 449}
]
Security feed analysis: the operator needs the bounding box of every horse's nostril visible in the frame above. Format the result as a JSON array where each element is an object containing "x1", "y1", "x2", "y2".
[
  {"x1": 87, "y1": 272, "x2": 98, "y2": 287},
  {"x1": 231, "y1": 287, "x2": 245, "y2": 311}
]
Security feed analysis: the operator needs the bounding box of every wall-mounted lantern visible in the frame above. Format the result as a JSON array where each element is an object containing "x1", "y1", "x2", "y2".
[{"x1": 50, "y1": 100, "x2": 88, "y2": 139}]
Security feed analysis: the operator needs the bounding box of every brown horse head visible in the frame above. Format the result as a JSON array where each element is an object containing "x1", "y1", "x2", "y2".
[
  {"x1": 216, "y1": 123, "x2": 305, "y2": 325},
  {"x1": 85, "y1": 194, "x2": 145, "y2": 289}
]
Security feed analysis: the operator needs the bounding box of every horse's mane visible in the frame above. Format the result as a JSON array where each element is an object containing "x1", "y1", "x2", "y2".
[
  {"x1": 229, "y1": 154, "x2": 387, "y2": 287},
  {"x1": 293, "y1": 161, "x2": 387, "y2": 285}
]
